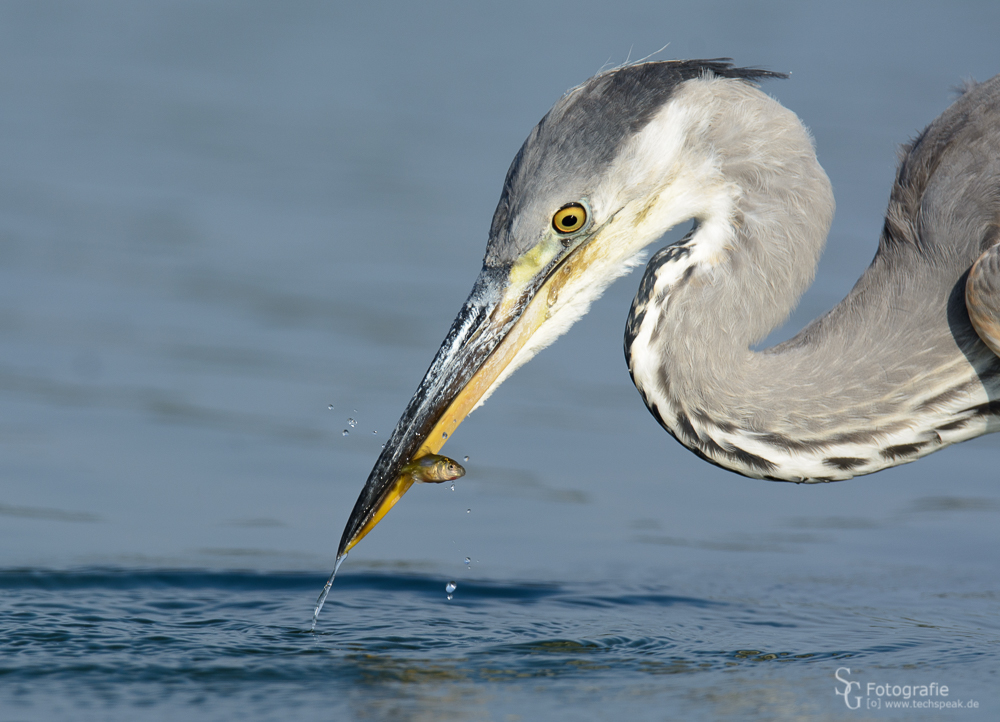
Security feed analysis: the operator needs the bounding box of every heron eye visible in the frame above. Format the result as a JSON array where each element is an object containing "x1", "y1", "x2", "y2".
[{"x1": 552, "y1": 203, "x2": 587, "y2": 234}]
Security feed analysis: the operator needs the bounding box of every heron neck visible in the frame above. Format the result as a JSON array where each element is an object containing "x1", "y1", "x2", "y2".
[
  {"x1": 624, "y1": 100, "x2": 993, "y2": 481},
  {"x1": 633, "y1": 96, "x2": 837, "y2": 418}
]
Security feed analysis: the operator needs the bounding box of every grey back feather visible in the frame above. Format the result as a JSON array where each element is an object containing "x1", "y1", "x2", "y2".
[{"x1": 781, "y1": 72, "x2": 1000, "y2": 359}]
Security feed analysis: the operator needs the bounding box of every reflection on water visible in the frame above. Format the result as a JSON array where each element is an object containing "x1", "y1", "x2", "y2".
[{"x1": 0, "y1": 503, "x2": 102, "y2": 523}]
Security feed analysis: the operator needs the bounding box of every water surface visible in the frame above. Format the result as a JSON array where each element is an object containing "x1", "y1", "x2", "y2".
[{"x1": 0, "y1": 2, "x2": 998, "y2": 719}]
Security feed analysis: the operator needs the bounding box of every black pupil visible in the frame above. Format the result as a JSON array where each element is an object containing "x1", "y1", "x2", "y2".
[{"x1": 561, "y1": 213, "x2": 578, "y2": 228}]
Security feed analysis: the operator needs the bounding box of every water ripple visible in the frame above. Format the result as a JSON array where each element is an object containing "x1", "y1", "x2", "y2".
[
  {"x1": 1, "y1": 568, "x2": 994, "y2": 671},
  {"x1": 0, "y1": 567, "x2": 996, "y2": 719}
]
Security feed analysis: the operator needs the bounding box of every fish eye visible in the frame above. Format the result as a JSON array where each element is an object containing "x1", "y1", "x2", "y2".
[{"x1": 552, "y1": 203, "x2": 587, "y2": 234}]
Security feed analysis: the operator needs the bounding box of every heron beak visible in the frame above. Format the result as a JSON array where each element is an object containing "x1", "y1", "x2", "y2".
[{"x1": 337, "y1": 232, "x2": 602, "y2": 557}]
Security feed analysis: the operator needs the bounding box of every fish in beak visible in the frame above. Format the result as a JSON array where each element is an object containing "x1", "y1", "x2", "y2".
[{"x1": 337, "y1": 228, "x2": 600, "y2": 558}]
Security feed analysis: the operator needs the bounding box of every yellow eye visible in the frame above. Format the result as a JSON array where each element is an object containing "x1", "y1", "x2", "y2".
[{"x1": 552, "y1": 203, "x2": 587, "y2": 234}]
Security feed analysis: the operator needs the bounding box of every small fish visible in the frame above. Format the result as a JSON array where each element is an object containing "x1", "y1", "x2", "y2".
[
  {"x1": 401, "y1": 454, "x2": 466, "y2": 483},
  {"x1": 312, "y1": 453, "x2": 465, "y2": 630}
]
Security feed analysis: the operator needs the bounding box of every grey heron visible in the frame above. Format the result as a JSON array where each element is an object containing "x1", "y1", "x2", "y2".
[{"x1": 336, "y1": 59, "x2": 1000, "y2": 560}]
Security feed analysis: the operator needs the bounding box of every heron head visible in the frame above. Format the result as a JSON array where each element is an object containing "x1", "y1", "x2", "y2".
[{"x1": 337, "y1": 60, "x2": 786, "y2": 557}]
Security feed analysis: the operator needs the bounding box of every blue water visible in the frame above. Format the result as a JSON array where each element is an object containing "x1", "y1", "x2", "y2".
[
  {"x1": 1, "y1": 2, "x2": 999, "y2": 719},
  {"x1": 2, "y1": 567, "x2": 996, "y2": 720}
]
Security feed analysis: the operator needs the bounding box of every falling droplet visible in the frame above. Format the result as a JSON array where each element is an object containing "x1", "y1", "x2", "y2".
[
  {"x1": 464, "y1": 557, "x2": 471, "y2": 565},
  {"x1": 441, "y1": 431, "x2": 448, "y2": 440},
  {"x1": 466, "y1": 509, "x2": 471, "y2": 514},
  {"x1": 380, "y1": 443, "x2": 385, "y2": 449},
  {"x1": 342, "y1": 430, "x2": 349, "y2": 436},
  {"x1": 327, "y1": 404, "x2": 334, "y2": 411},
  {"x1": 445, "y1": 581, "x2": 457, "y2": 594},
  {"x1": 347, "y1": 418, "x2": 357, "y2": 428},
  {"x1": 311, "y1": 553, "x2": 348, "y2": 631},
  {"x1": 463, "y1": 456, "x2": 469, "y2": 462},
  {"x1": 450, "y1": 483, "x2": 455, "y2": 491},
  {"x1": 447, "y1": 594, "x2": 453, "y2": 601},
  {"x1": 372, "y1": 430, "x2": 377, "y2": 435}
]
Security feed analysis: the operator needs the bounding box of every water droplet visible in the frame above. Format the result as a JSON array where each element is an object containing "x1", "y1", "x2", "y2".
[
  {"x1": 327, "y1": 404, "x2": 334, "y2": 411},
  {"x1": 463, "y1": 456, "x2": 469, "y2": 462},
  {"x1": 372, "y1": 430, "x2": 377, "y2": 435},
  {"x1": 446, "y1": 594, "x2": 453, "y2": 601},
  {"x1": 466, "y1": 509, "x2": 471, "y2": 514},
  {"x1": 353, "y1": 409, "x2": 358, "y2": 413},
  {"x1": 347, "y1": 418, "x2": 357, "y2": 428},
  {"x1": 380, "y1": 443, "x2": 385, "y2": 449},
  {"x1": 311, "y1": 553, "x2": 348, "y2": 631},
  {"x1": 342, "y1": 430, "x2": 349, "y2": 436},
  {"x1": 441, "y1": 431, "x2": 448, "y2": 440},
  {"x1": 450, "y1": 483, "x2": 455, "y2": 491},
  {"x1": 464, "y1": 557, "x2": 471, "y2": 565},
  {"x1": 445, "y1": 581, "x2": 457, "y2": 594}
]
